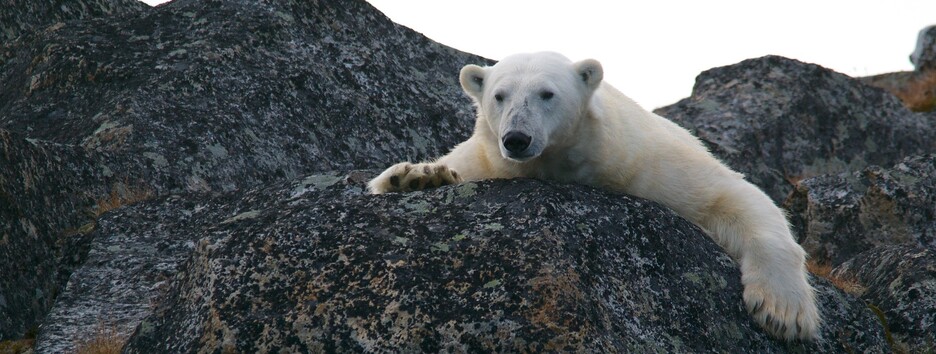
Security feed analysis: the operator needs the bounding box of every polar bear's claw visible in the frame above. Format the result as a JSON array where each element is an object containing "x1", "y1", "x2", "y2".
[
  {"x1": 743, "y1": 278, "x2": 820, "y2": 341},
  {"x1": 368, "y1": 162, "x2": 461, "y2": 194}
]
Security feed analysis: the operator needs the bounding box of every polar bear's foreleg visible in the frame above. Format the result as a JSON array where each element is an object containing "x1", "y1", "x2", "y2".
[{"x1": 700, "y1": 181, "x2": 819, "y2": 340}]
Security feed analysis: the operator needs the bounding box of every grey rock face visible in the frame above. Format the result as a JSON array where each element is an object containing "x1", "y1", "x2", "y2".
[
  {"x1": 0, "y1": 130, "x2": 109, "y2": 339},
  {"x1": 118, "y1": 174, "x2": 887, "y2": 353},
  {"x1": 655, "y1": 55, "x2": 936, "y2": 202},
  {"x1": 784, "y1": 155, "x2": 936, "y2": 265},
  {"x1": 3, "y1": 0, "x2": 489, "y2": 344},
  {"x1": 911, "y1": 25, "x2": 936, "y2": 72},
  {"x1": 0, "y1": 0, "x2": 925, "y2": 351},
  {"x1": 834, "y1": 245, "x2": 936, "y2": 351},
  {"x1": 34, "y1": 191, "x2": 245, "y2": 353},
  {"x1": 0, "y1": 0, "x2": 145, "y2": 42},
  {"x1": 1, "y1": 0, "x2": 489, "y2": 195}
]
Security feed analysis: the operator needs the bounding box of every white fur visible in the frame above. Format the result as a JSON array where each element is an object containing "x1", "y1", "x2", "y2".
[{"x1": 369, "y1": 52, "x2": 819, "y2": 341}]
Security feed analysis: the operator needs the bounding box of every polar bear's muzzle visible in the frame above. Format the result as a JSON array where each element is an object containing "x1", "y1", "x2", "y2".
[
  {"x1": 501, "y1": 130, "x2": 540, "y2": 161},
  {"x1": 502, "y1": 131, "x2": 532, "y2": 154},
  {"x1": 498, "y1": 103, "x2": 546, "y2": 161}
]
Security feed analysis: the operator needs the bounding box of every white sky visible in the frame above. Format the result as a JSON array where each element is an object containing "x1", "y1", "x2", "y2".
[{"x1": 143, "y1": 0, "x2": 935, "y2": 109}]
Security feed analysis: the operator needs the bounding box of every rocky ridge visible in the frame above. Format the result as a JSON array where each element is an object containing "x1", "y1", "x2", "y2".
[
  {"x1": 655, "y1": 56, "x2": 936, "y2": 203},
  {"x1": 2, "y1": 0, "x2": 486, "y2": 343}
]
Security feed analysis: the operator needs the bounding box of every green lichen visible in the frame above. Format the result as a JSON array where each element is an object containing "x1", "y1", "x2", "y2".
[
  {"x1": 221, "y1": 210, "x2": 262, "y2": 224},
  {"x1": 483, "y1": 279, "x2": 502, "y2": 288},
  {"x1": 402, "y1": 197, "x2": 431, "y2": 214},
  {"x1": 392, "y1": 236, "x2": 409, "y2": 246},
  {"x1": 452, "y1": 234, "x2": 467, "y2": 241},
  {"x1": 406, "y1": 128, "x2": 431, "y2": 157},
  {"x1": 303, "y1": 174, "x2": 343, "y2": 190},
  {"x1": 206, "y1": 143, "x2": 228, "y2": 159},
  {"x1": 682, "y1": 271, "x2": 727, "y2": 291},
  {"x1": 456, "y1": 182, "x2": 478, "y2": 198},
  {"x1": 431, "y1": 242, "x2": 449, "y2": 252},
  {"x1": 91, "y1": 120, "x2": 119, "y2": 135},
  {"x1": 100, "y1": 163, "x2": 114, "y2": 178},
  {"x1": 143, "y1": 152, "x2": 169, "y2": 168},
  {"x1": 484, "y1": 223, "x2": 504, "y2": 231}
]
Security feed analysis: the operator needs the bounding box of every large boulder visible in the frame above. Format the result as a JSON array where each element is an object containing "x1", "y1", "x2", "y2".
[
  {"x1": 0, "y1": 0, "x2": 144, "y2": 42},
  {"x1": 0, "y1": 0, "x2": 489, "y2": 195},
  {"x1": 655, "y1": 56, "x2": 936, "y2": 202},
  {"x1": 834, "y1": 245, "x2": 936, "y2": 352},
  {"x1": 911, "y1": 25, "x2": 936, "y2": 72},
  {"x1": 110, "y1": 175, "x2": 888, "y2": 353},
  {"x1": 0, "y1": 130, "x2": 116, "y2": 339},
  {"x1": 1, "y1": 0, "x2": 488, "y2": 343},
  {"x1": 861, "y1": 24, "x2": 936, "y2": 113},
  {"x1": 34, "y1": 190, "x2": 244, "y2": 353},
  {"x1": 784, "y1": 154, "x2": 936, "y2": 265}
]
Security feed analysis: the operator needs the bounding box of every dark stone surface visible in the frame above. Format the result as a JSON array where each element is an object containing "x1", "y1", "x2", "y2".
[
  {"x1": 0, "y1": 0, "x2": 927, "y2": 351},
  {"x1": 0, "y1": 0, "x2": 145, "y2": 42},
  {"x1": 784, "y1": 155, "x2": 936, "y2": 265},
  {"x1": 1, "y1": 0, "x2": 489, "y2": 195},
  {"x1": 0, "y1": 130, "x2": 112, "y2": 339},
  {"x1": 35, "y1": 191, "x2": 241, "y2": 353},
  {"x1": 912, "y1": 25, "x2": 936, "y2": 72},
  {"x1": 118, "y1": 174, "x2": 887, "y2": 353},
  {"x1": 2, "y1": 0, "x2": 489, "y2": 343},
  {"x1": 655, "y1": 55, "x2": 936, "y2": 202},
  {"x1": 834, "y1": 245, "x2": 936, "y2": 352}
]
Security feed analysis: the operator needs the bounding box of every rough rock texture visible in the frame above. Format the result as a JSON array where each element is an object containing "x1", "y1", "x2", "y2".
[
  {"x1": 784, "y1": 155, "x2": 936, "y2": 265},
  {"x1": 118, "y1": 175, "x2": 888, "y2": 353},
  {"x1": 0, "y1": 0, "x2": 145, "y2": 42},
  {"x1": 2, "y1": 0, "x2": 488, "y2": 343},
  {"x1": 2, "y1": 0, "x2": 929, "y2": 351},
  {"x1": 0, "y1": 130, "x2": 116, "y2": 339},
  {"x1": 655, "y1": 56, "x2": 936, "y2": 202},
  {"x1": 33, "y1": 192, "x2": 243, "y2": 353},
  {"x1": 859, "y1": 70, "x2": 936, "y2": 112},
  {"x1": 1, "y1": 0, "x2": 489, "y2": 195},
  {"x1": 35, "y1": 172, "x2": 369, "y2": 353},
  {"x1": 834, "y1": 245, "x2": 936, "y2": 352},
  {"x1": 912, "y1": 25, "x2": 936, "y2": 72}
]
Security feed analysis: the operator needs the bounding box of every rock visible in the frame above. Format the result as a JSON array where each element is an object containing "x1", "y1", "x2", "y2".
[
  {"x1": 860, "y1": 71, "x2": 936, "y2": 112},
  {"x1": 34, "y1": 192, "x2": 243, "y2": 353},
  {"x1": 0, "y1": 0, "x2": 920, "y2": 351},
  {"x1": 0, "y1": 0, "x2": 144, "y2": 42},
  {"x1": 860, "y1": 25, "x2": 936, "y2": 113},
  {"x1": 834, "y1": 245, "x2": 936, "y2": 352},
  {"x1": 784, "y1": 155, "x2": 936, "y2": 265},
  {"x1": 116, "y1": 174, "x2": 887, "y2": 353},
  {"x1": 2, "y1": 0, "x2": 487, "y2": 344},
  {"x1": 0, "y1": 130, "x2": 114, "y2": 339},
  {"x1": 911, "y1": 25, "x2": 936, "y2": 72},
  {"x1": 1, "y1": 0, "x2": 490, "y2": 195},
  {"x1": 0, "y1": 0, "x2": 151, "y2": 338},
  {"x1": 655, "y1": 55, "x2": 936, "y2": 202}
]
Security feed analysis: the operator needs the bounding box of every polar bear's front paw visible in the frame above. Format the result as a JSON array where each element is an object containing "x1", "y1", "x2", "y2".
[
  {"x1": 368, "y1": 162, "x2": 462, "y2": 194},
  {"x1": 743, "y1": 276, "x2": 820, "y2": 341}
]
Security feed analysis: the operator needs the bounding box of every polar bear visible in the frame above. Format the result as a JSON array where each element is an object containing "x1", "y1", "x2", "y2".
[{"x1": 369, "y1": 52, "x2": 819, "y2": 341}]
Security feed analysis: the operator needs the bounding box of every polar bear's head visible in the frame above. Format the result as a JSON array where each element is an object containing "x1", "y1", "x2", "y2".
[{"x1": 459, "y1": 52, "x2": 603, "y2": 162}]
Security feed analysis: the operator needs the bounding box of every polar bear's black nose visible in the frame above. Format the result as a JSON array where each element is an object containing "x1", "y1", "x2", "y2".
[{"x1": 502, "y1": 131, "x2": 532, "y2": 153}]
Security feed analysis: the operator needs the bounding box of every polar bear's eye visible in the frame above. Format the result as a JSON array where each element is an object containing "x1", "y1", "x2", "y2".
[
  {"x1": 494, "y1": 93, "x2": 504, "y2": 102},
  {"x1": 540, "y1": 91, "x2": 554, "y2": 100}
]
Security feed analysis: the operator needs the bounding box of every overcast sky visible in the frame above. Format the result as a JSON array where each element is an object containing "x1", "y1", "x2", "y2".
[{"x1": 142, "y1": 0, "x2": 935, "y2": 110}]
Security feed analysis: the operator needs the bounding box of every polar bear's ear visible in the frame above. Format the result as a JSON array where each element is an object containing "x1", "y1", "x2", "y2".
[
  {"x1": 459, "y1": 64, "x2": 487, "y2": 101},
  {"x1": 574, "y1": 59, "x2": 603, "y2": 91}
]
